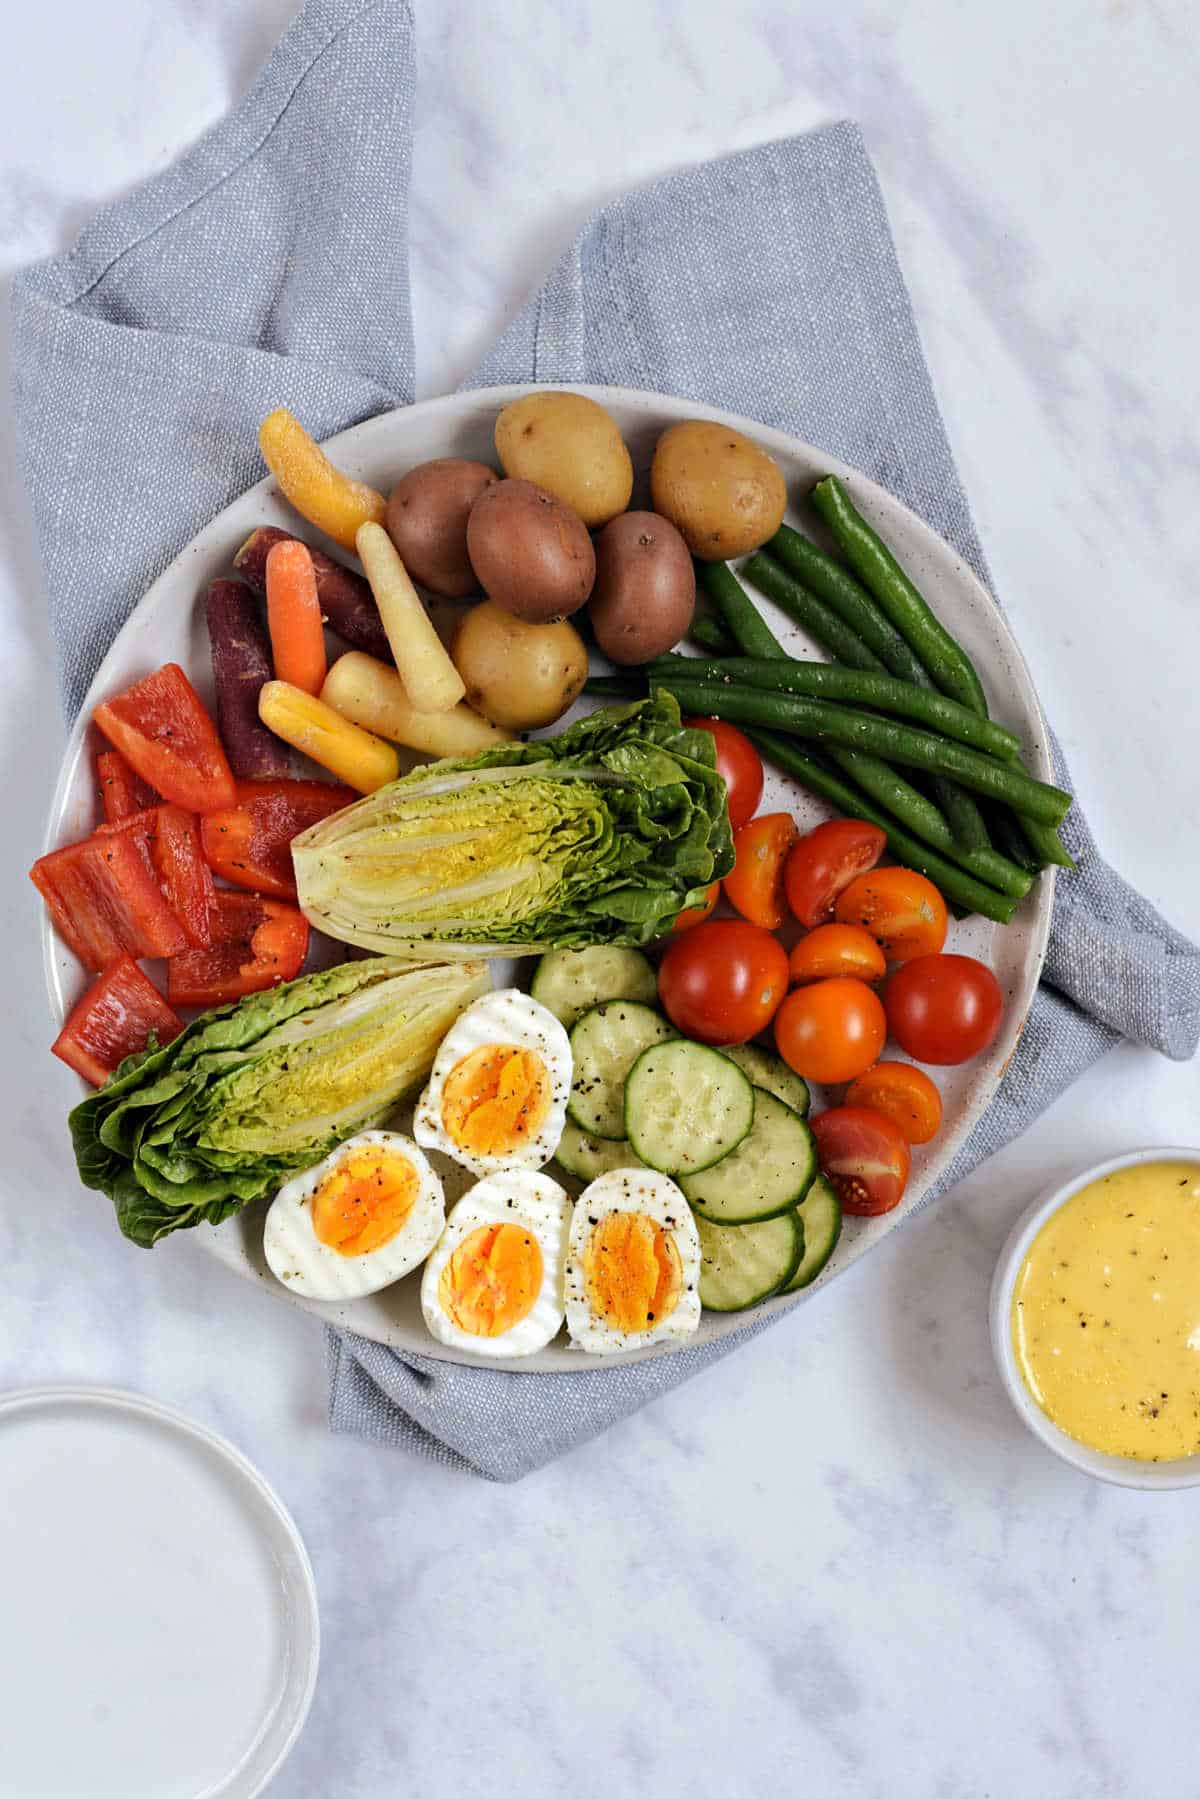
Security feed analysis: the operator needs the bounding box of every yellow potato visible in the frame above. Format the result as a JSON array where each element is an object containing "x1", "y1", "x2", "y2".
[
  {"x1": 322, "y1": 653, "x2": 513, "y2": 757},
  {"x1": 259, "y1": 409, "x2": 387, "y2": 553},
  {"x1": 649, "y1": 420, "x2": 787, "y2": 560},
  {"x1": 452, "y1": 601, "x2": 588, "y2": 731},
  {"x1": 495, "y1": 391, "x2": 632, "y2": 528}
]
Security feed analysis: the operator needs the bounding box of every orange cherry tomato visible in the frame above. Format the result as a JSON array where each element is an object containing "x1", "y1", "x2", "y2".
[
  {"x1": 834, "y1": 866, "x2": 948, "y2": 962},
  {"x1": 845, "y1": 1061, "x2": 943, "y2": 1144},
  {"x1": 788, "y1": 923, "x2": 886, "y2": 987},
  {"x1": 773, "y1": 977, "x2": 886, "y2": 1085},
  {"x1": 672, "y1": 882, "x2": 719, "y2": 933},
  {"x1": 723, "y1": 812, "x2": 799, "y2": 930}
]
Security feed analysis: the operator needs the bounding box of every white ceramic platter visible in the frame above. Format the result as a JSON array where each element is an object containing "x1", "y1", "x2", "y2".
[
  {"x1": 0, "y1": 1385, "x2": 319, "y2": 1796},
  {"x1": 42, "y1": 385, "x2": 1054, "y2": 1372}
]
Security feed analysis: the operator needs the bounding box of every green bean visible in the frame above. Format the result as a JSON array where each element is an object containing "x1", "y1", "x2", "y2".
[
  {"x1": 689, "y1": 612, "x2": 737, "y2": 656},
  {"x1": 646, "y1": 656, "x2": 1020, "y2": 760},
  {"x1": 696, "y1": 562, "x2": 787, "y2": 660},
  {"x1": 828, "y1": 750, "x2": 1032, "y2": 899},
  {"x1": 651, "y1": 676, "x2": 1072, "y2": 825},
  {"x1": 983, "y1": 802, "x2": 1045, "y2": 874},
  {"x1": 742, "y1": 553, "x2": 885, "y2": 672},
  {"x1": 929, "y1": 775, "x2": 991, "y2": 851},
  {"x1": 766, "y1": 526, "x2": 930, "y2": 685},
  {"x1": 1017, "y1": 814, "x2": 1077, "y2": 871},
  {"x1": 743, "y1": 731, "x2": 1018, "y2": 924},
  {"x1": 810, "y1": 475, "x2": 989, "y2": 716}
]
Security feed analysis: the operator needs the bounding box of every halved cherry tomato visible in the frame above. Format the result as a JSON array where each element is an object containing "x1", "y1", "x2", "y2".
[
  {"x1": 784, "y1": 819, "x2": 886, "y2": 929},
  {"x1": 167, "y1": 890, "x2": 309, "y2": 1008},
  {"x1": 723, "y1": 812, "x2": 798, "y2": 930},
  {"x1": 834, "y1": 865, "x2": 948, "y2": 962},
  {"x1": 884, "y1": 954, "x2": 1003, "y2": 1065},
  {"x1": 95, "y1": 749, "x2": 156, "y2": 824},
  {"x1": 811, "y1": 1105, "x2": 911, "y2": 1215},
  {"x1": 200, "y1": 779, "x2": 356, "y2": 900},
  {"x1": 845, "y1": 1061, "x2": 943, "y2": 1144},
  {"x1": 672, "y1": 882, "x2": 719, "y2": 933},
  {"x1": 657, "y1": 919, "x2": 789, "y2": 1045},
  {"x1": 683, "y1": 718, "x2": 764, "y2": 831},
  {"x1": 52, "y1": 955, "x2": 183, "y2": 1086},
  {"x1": 788, "y1": 923, "x2": 886, "y2": 986},
  {"x1": 773, "y1": 978, "x2": 886, "y2": 1085},
  {"x1": 31, "y1": 831, "x2": 188, "y2": 971},
  {"x1": 93, "y1": 663, "x2": 236, "y2": 814}
]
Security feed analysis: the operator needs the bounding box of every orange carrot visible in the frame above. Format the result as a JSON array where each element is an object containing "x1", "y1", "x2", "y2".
[{"x1": 266, "y1": 539, "x2": 327, "y2": 695}]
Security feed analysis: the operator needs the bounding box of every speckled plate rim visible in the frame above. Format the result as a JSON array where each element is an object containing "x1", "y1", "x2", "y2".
[
  {"x1": 42, "y1": 383, "x2": 1055, "y2": 1372},
  {"x1": 990, "y1": 1147, "x2": 1200, "y2": 1490}
]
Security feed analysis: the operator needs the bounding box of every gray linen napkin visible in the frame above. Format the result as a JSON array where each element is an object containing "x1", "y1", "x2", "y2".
[{"x1": 12, "y1": 0, "x2": 1199, "y2": 1482}]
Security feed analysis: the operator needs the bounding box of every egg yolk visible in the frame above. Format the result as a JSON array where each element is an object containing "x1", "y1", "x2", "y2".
[
  {"x1": 440, "y1": 1044, "x2": 551, "y2": 1158},
  {"x1": 310, "y1": 1147, "x2": 420, "y2": 1257},
  {"x1": 584, "y1": 1212, "x2": 682, "y2": 1334},
  {"x1": 438, "y1": 1223, "x2": 544, "y2": 1337}
]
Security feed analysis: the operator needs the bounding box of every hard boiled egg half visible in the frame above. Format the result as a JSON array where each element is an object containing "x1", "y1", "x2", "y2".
[
  {"x1": 421, "y1": 1171, "x2": 572, "y2": 1357},
  {"x1": 264, "y1": 1130, "x2": 445, "y2": 1300},
  {"x1": 565, "y1": 1169, "x2": 702, "y2": 1355},
  {"x1": 414, "y1": 988, "x2": 571, "y2": 1177}
]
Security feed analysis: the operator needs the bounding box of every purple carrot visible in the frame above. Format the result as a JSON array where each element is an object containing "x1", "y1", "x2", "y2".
[
  {"x1": 233, "y1": 526, "x2": 390, "y2": 661},
  {"x1": 205, "y1": 578, "x2": 290, "y2": 778}
]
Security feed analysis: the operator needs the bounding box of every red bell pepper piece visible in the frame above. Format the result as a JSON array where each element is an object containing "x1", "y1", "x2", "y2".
[
  {"x1": 95, "y1": 749, "x2": 157, "y2": 824},
  {"x1": 199, "y1": 779, "x2": 356, "y2": 899},
  {"x1": 150, "y1": 805, "x2": 214, "y2": 949},
  {"x1": 52, "y1": 955, "x2": 183, "y2": 1086},
  {"x1": 93, "y1": 662, "x2": 236, "y2": 813},
  {"x1": 32, "y1": 831, "x2": 189, "y2": 971},
  {"x1": 167, "y1": 889, "x2": 309, "y2": 1008}
]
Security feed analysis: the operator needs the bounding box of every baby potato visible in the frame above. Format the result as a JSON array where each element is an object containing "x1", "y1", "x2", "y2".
[
  {"x1": 453, "y1": 601, "x2": 589, "y2": 731},
  {"x1": 650, "y1": 420, "x2": 787, "y2": 560},
  {"x1": 466, "y1": 478, "x2": 595, "y2": 622},
  {"x1": 386, "y1": 458, "x2": 497, "y2": 598},
  {"x1": 590, "y1": 511, "x2": 695, "y2": 665},
  {"x1": 495, "y1": 391, "x2": 633, "y2": 528}
]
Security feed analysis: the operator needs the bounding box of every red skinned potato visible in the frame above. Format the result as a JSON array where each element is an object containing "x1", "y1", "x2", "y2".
[
  {"x1": 233, "y1": 526, "x2": 389, "y2": 661},
  {"x1": 385, "y1": 459, "x2": 498, "y2": 598},
  {"x1": 590, "y1": 511, "x2": 696, "y2": 665},
  {"x1": 466, "y1": 479, "x2": 595, "y2": 622}
]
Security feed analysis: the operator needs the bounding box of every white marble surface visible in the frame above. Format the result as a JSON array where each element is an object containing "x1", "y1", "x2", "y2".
[{"x1": 3, "y1": 2, "x2": 1199, "y2": 1793}]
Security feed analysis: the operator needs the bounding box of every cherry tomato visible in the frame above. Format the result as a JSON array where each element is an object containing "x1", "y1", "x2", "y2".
[
  {"x1": 884, "y1": 954, "x2": 1004, "y2": 1065},
  {"x1": 788, "y1": 923, "x2": 886, "y2": 986},
  {"x1": 811, "y1": 1105, "x2": 911, "y2": 1215},
  {"x1": 683, "y1": 718, "x2": 764, "y2": 831},
  {"x1": 784, "y1": 819, "x2": 886, "y2": 929},
  {"x1": 834, "y1": 866, "x2": 948, "y2": 962},
  {"x1": 658, "y1": 919, "x2": 789, "y2": 1046},
  {"x1": 672, "y1": 882, "x2": 719, "y2": 933},
  {"x1": 773, "y1": 977, "x2": 886, "y2": 1085},
  {"x1": 845, "y1": 1061, "x2": 943, "y2": 1144},
  {"x1": 723, "y1": 812, "x2": 799, "y2": 930}
]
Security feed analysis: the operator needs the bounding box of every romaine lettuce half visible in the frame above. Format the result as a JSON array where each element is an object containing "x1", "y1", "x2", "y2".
[
  {"x1": 292, "y1": 693, "x2": 735, "y2": 956},
  {"x1": 71, "y1": 955, "x2": 488, "y2": 1246}
]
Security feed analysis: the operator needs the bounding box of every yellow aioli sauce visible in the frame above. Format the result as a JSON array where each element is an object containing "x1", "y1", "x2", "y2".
[{"x1": 1011, "y1": 1160, "x2": 1200, "y2": 1462}]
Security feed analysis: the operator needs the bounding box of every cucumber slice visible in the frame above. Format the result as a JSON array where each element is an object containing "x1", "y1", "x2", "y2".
[
  {"x1": 532, "y1": 946, "x2": 658, "y2": 1029},
  {"x1": 719, "y1": 1043, "x2": 810, "y2": 1118},
  {"x1": 697, "y1": 1211, "x2": 804, "y2": 1312},
  {"x1": 555, "y1": 1118, "x2": 646, "y2": 1182},
  {"x1": 568, "y1": 1001, "x2": 675, "y2": 1140},
  {"x1": 783, "y1": 1174, "x2": 843, "y2": 1292},
  {"x1": 681, "y1": 1088, "x2": 816, "y2": 1223},
  {"x1": 625, "y1": 1040, "x2": 754, "y2": 1175}
]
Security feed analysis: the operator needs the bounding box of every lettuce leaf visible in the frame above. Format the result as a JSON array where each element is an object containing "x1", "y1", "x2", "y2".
[
  {"x1": 292, "y1": 693, "x2": 735, "y2": 955},
  {"x1": 71, "y1": 955, "x2": 489, "y2": 1247}
]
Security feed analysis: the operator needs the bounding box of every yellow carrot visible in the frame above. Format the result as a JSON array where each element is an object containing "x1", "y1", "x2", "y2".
[
  {"x1": 258, "y1": 680, "x2": 398, "y2": 794},
  {"x1": 355, "y1": 522, "x2": 466, "y2": 714},
  {"x1": 259, "y1": 409, "x2": 386, "y2": 553},
  {"x1": 322, "y1": 653, "x2": 512, "y2": 757}
]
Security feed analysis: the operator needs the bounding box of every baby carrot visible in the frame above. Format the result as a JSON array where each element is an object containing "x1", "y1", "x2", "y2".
[{"x1": 266, "y1": 539, "x2": 328, "y2": 696}]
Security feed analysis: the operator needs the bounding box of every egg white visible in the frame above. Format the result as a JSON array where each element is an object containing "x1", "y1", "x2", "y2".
[
  {"x1": 565, "y1": 1168, "x2": 702, "y2": 1355},
  {"x1": 263, "y1": 1130, "x2": 445, "y2": 1301},
  {"x1": 420, "y1": 1171, "x2": 572, "y2": 1358},
  {"x1": 413, "y1": 988, "x2": 572, "y2": 1177}
]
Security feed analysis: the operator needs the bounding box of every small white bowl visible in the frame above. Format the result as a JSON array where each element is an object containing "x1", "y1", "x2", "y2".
[{"x1": 990, "y1": 1146, "x2": 1200, "y2": 1490}]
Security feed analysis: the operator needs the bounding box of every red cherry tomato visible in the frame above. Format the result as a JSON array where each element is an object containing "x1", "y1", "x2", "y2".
[
  {"x1": 884, "y1": 954, "x2": 1004, "y2": 1065},
  {"x1": 784, "y1": 819, "x2": 886, "y2": 929},
  {"x1": 723, "y1": 812, "x2": 799, "y2": 930},
  {"x1": 672, "y1": 882, "x2": 719, "y2": 933},
  {"x1": 845, "y1": 1061, "x2": 943, "y2": 1144},
  {"x1": 788, "y1": 923, "x2": 886, "y2": 986},
  {"x1": 683, "y1": 718, "x2": 764, "y2": 831},
  {"x1": 811, "y1": 1105, "x2": 912, "y2": 1215},
  {"x1": 773, "y1": 978, "x2": 887, "y2": 1085},
  {"x1": 835, "y1": 866, "x2": 948, "y2": 962},
  {"x1": 657, "y1": 919, "x2": 789, "y2": 1046}
]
